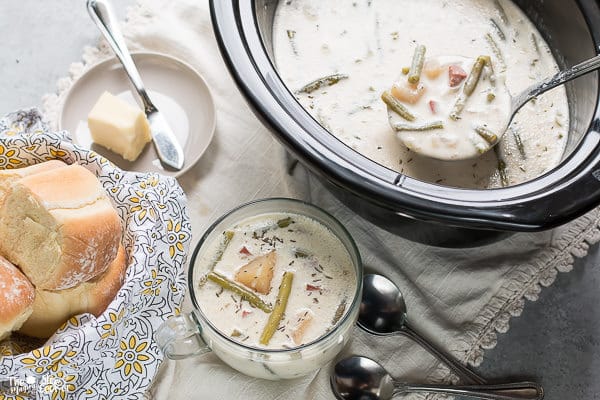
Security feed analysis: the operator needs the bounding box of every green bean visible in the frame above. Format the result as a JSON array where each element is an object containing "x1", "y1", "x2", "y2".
[
  {"x1": 485, "y1": 33, "x2": 506, "y2": 72},
  {"x1": 497, "y1": 159, "x2": 509, "y2": 187},
  {"x1": 207, "y1": 272, "x2": 273, "y2": 313},
  {"x1": 511, "y1": 127, "x2": 526, "y2": 158},
  {"x1": 483, "y1": 57, "x2": 498, "y2": 102},
  {"x1": 286, "y1": 30, "x2": 298, "y2": 55},
  {"x1": 449, "y1": 93, "x2": 467, "y2": 121},
  {"x1": 331, "y1": 298, "x2": 347, "y2": 326},
  {"x1": 531, "y1": 33, "x2": 541, "y2": 55},
  {"x1": 484, "y1": 56, "x2": 497, "y2": 86},
  {"x1": 296, "y1": 73, "x2": 349, "y2": 94},
  {"x1": 493, "y1": 0, "x2": 509, "y2": 25},
  {"x1": 276, "y1": 217, "x2": 293, "y2": 228},
  {"x1": 393, "y1": 121, "x2": 444, "y2": 132},
  {"x1": 381, "y1": 91, "x2": 416, "y2": 122},
  {"x1": 475, "y1": 126, "x2": 498, "y2": 144},
  {"x1": 464, "y1": 56, "x2": 488, "y2": 96},
  {"x1": 494, "y1": 146, "x2": 509, "y2": 187},
  {"x1": 408, "y1": 45, "x2": 426, "y2": 84},
  {"x1": 208, "y1": 231, "x2": 234, "y2": 271},
  {"x1": 490, "y1": 18, "x2": 506, "y2": 41},
  {"x1": 450, "y1": 56, "x2": 489, "y2": 120},
  {"x1": 294, "y1": 249, "x2": 310, "y2": 258},
  {"x1": 259, "y1": 272, "x2": 294, "y2": 345}
]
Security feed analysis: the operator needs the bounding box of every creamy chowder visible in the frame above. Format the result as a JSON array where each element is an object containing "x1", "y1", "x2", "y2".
[
  {"x1": 273, "y1": 0, "x2": 569, "y2": 188},
  {"x1": 195, "y1": 212, "x2": 356, "y2": 351},
  {"x1": 385, "y1": 53, "x2": 512, "y2": 160}
]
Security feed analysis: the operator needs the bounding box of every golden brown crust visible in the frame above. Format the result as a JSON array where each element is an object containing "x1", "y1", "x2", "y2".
[
  {"x1": 18, "y1": 163, "x2": 104, "y2": 208},
  {"x1": 0, "y1": 160, "x2": 68, "y2": 203}
]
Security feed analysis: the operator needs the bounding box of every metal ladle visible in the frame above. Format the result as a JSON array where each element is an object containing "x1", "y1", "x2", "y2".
[
  {"x1": 358, "y1": 273, "x2": 485, "y2": 384},
  {"x1": 331, "y1": 356, "x2": 544, "y2": 400},
  {"x1": 389, "y1": 53, "x2": 600, "y2": 161}
]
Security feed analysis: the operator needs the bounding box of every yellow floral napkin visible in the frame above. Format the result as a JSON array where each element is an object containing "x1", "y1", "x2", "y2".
[{"x1": 0, "y1": 109, "x2": 191, "y2": 399}]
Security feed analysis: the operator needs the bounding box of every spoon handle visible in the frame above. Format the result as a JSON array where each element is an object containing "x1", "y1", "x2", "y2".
[
  {"x1": 513, "y1": 53, "x2": 600, "y2": 114},
  {"x1": 395, "y1": 381, "x2": 543, "y2": 400},
  {"x1": 86, "y1": 0, "x2": 155, "y2": 112},
  {"x1": 400, "y1": 322, "x2": 486, "y2": 385}
]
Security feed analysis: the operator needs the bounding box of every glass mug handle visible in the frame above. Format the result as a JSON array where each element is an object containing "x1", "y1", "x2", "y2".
[{"x1": 155, "y1": 312, "x2": 211, "y2": 360}]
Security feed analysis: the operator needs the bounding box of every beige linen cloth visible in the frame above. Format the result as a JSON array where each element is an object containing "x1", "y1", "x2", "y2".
[{"x1": 42, "y1": 0, "x2": 600, "y2": 398}]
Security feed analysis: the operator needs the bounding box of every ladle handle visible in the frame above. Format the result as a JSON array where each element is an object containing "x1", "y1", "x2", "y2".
[
  {"x1": 513, "y1": 53, "x2": 600, "y2": 114},
  {"x1": 395, "y1": 381, "x2": 544, "y2": 400},
  {"x1": 400, "y1": 322, "x2": 486, "y2": 385}
]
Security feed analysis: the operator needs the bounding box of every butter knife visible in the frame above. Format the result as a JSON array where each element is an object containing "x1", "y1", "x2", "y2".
[{"x1": 87, "y1": 0, "x2": 184, "y2": 170}]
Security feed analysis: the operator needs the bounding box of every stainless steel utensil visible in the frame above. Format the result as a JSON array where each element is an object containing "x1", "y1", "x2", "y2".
[
  {"x1": 331, "y1": 356, "x2": 544, "y2": 400},
  {"x1": 359, "y1": 273, "x2": 486, "y2": 384},
  {"x1": 391, "y1": 53, "x2": 600, "y2": 161},
  {"x1": 87, "y1": 0, "x2": 184, "y2": 170},
  {"x1": 501, "y1": 54, "x2": 600, "y2": 144}
]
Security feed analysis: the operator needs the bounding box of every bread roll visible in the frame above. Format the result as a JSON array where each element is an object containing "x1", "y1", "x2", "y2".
[
  {"x1": 0, "y1": 164, "x2": 122, "y2": 290},
  {"x1": 0, "y1": 159, "x2": 68, "y2": 202},
  {"x1": 19, "y1": 244, "x2": 127, "y2": 338},
  {"x1": 0, "y1": 255, "x2": 35, "y2": 340}
]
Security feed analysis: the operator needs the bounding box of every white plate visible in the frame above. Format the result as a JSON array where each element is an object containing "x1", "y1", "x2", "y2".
[{"x1": 59, "y1": 52, "x2": 216, "y2": 177}]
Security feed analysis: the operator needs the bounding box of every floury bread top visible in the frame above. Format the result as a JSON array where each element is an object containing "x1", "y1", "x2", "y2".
[{"x1": 0, "y1": 163, "x2": 122, "y2": 291}]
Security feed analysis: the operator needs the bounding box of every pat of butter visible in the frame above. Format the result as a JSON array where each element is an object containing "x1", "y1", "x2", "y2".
[{"x1": 87, "y1": 91, "x2": 152, "y2": 161}]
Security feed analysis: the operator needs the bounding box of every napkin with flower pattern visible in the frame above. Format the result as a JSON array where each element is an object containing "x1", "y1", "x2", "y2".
[{"x1": 0, "y1": 109, "x2": 191, "y2": 400}]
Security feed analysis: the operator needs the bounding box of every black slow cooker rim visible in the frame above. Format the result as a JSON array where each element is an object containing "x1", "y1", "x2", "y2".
[{"x1": 210, "y1": 0, "x2": 600, "y2": 231}]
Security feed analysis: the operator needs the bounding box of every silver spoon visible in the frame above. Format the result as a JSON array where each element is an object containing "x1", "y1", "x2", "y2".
[
  {"x1": 331, "y1": 356, "x2": 544, "y2": 400},
  {"x1": 359, "y1": 273, "x2": 485, "y2": 384},
  {"x1": 87, "y1": 0, "x2": 184, "y2": 170}
]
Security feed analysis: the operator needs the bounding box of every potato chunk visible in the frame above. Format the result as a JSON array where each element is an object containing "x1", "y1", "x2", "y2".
[
  {"x1": 391, "y1": 80, "x2": 426, "y2": 104},
  {"x1": 234, "y1": 251, "x2": 276, "y2": 294},
  {"x1": 291, "y1": 309, "x2": 314, "y2": 345}
]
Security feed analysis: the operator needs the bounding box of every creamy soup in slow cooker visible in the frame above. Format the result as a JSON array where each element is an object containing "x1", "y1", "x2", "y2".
[{"x1": 273, "y1": 0, "x2": 569, "y2": 188}]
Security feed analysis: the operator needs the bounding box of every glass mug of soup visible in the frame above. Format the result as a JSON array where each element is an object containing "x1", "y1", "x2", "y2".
[{"x1": 155, "y1": 198, "x2": 363, "y2": 380}]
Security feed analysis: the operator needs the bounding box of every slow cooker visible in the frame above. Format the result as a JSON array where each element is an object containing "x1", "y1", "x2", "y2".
[{"x1": 209, "y1": 0, "x2": 600, "y2": 247}]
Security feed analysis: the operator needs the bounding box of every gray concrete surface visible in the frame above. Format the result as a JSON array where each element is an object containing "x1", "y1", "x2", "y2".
[{"x1": 0, "y1": 1, "x2": 598, "y2": 399}]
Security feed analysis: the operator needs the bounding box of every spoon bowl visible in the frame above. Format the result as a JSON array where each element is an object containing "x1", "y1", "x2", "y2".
[
  {"x1": 331, "y1": 355, "x2": 544, "y2": 400},
  {"x1": 358, "y1": 274, "x2": 486, "y2": 384},
  {"x1": 387, "y1": 53, "x2": 600, "y2": 161},
  {"x1": 331, "y1": 356, "x2": 395, "y2": 400},
  {"x1": 359, "y1": 274, "x2": 408, "y2": 335}
]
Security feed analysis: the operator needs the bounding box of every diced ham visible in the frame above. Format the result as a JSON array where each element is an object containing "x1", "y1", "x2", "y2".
[
  {"x1": 428, "y1": 100, "x2": 437, "y2": 114},
  {"x1": 448, "y1": 65, "x2": 467, "y2": 87},
  {"x1": 239, "y1": 246, "x2": 252, "y2": 256}
]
